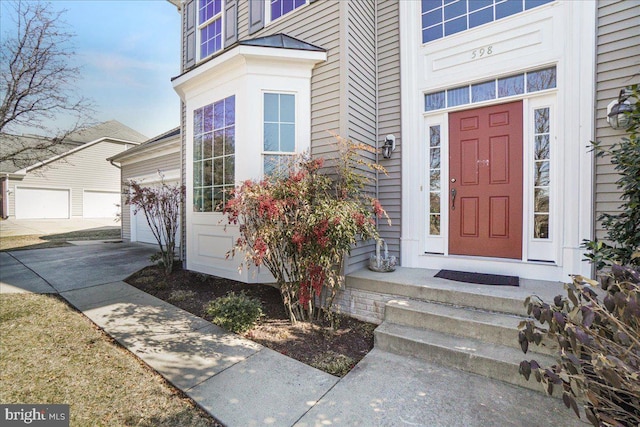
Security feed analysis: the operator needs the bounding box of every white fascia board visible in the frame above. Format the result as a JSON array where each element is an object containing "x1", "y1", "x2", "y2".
[
  {"x1": 173, "y1": 45, "x2": 327, "y2": 100},
  {"x1": 109, "y1": 138, "x2": 181, "y2": 165}
]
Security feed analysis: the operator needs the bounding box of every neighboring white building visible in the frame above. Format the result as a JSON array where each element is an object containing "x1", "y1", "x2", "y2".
[
  {"x1": 0, "y1": 121, "x2": 146, "y2": 220},
  {"x1": 108, "y1": 127, "x2": 181, "y2": 247}
]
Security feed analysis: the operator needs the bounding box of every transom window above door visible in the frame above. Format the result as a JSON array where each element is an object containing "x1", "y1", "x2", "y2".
[
  {"x1": 421, "y1": 0, "x2": 555, "y2": 44},
  {"x1": 425, "y1": 66, "x2": 556, "y2": 112}
]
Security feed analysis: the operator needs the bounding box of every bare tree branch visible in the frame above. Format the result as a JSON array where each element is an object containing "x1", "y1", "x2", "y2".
[{"x1": 0, "y1": 0, "x2": 94, "y2": 168}]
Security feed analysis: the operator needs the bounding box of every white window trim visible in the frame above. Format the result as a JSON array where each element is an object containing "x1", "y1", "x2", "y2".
[
  {"x1": 525, "y1": 93, "x2": 558, "y2": 263},
  {"x1": 265, "y1": 0, "x2": 309, "y2": 25},
  {"x1": 197, "y1": 0, "x2": 224, "y2": 62},
  {"x1": 424, "y1": 114, "x2": 448, "y2": 255},
  {"x1": 261, "y1": 91, "x2": 297, "y2": 176}
]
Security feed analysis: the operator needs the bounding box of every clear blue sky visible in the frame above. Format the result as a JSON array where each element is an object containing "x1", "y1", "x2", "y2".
[{"x1": 1, "y1": 0, "x2": 181, "y2": 139}]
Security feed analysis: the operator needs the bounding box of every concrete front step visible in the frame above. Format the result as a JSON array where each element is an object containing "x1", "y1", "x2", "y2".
[
  {"x1": 347, "y1": 267, "x2": 569, "y2": 317},
  {"x1": 374, "y1": 322, "x2": 556, "y2": 394},
  {"x1": 384, "y1": 298, "x2": 557, "y2": 356}
]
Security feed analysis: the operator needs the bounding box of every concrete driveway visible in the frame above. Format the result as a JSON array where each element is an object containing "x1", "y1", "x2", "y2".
[
  {"x1": 0, "y1": 242, "x2": 156, "y2": 293},
  {"x1": 0, "y1": 218, "x2": 119, "y2": 237}
]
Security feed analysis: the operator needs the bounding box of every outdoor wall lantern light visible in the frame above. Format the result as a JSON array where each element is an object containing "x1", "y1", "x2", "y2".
[
  {"x1": 607, "y1": 88, "x2": 634, "y2": 130},
  {"x1": 382, "y1": 134, "x2": 396, "y2": 159}
]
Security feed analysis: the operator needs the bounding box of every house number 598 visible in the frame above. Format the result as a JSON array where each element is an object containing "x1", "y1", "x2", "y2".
[{"x1": 471, "y1": 46, "x2": 493, "y2": 59}]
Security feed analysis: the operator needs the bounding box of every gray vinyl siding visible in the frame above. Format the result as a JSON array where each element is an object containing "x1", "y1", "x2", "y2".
[
  {"x1": 7, "y1": 141, "x2": 128, "y2": 218},
  {"x1": 376, "y1": 0, "x2": 401, "y2": 262},
  {"x1": 120, "y1": 152, "x2": 181, "y2": 241},
  {"x1": 594, "y1": 0, "x2": 640, "y2": 240},
  {"x1": 344, "y1": 0, "x2": 378, "y2": 271}
]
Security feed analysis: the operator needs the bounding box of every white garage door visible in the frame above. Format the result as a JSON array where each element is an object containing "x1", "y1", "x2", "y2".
[
  {"x1": 133, "y1": 209, "x2": 181, "y2": 247},
  {"x1": 15, "y1": 187, "x2": 70, "y2": 219},
  {"x1": 83, "y1": 191, "x2": 120, "y2": 218}
]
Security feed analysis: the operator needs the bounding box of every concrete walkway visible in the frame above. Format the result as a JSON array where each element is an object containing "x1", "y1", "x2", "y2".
[{"x1": 0, "y1": 243, "x2": 587, "y2": 426}]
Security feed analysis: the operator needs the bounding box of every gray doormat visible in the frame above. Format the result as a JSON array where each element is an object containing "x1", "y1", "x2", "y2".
[{"x1": 434, "y1": 269, "x2": 519, "y2": 286}]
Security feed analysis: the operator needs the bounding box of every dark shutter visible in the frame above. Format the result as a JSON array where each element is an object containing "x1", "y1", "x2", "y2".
[
  {"x1": 184, "y1": 0, "x2": 197, "y2": 69},
  {"x1": 224, "y1": 0, "x2": 238, "y2": 47},
  {"x1": 248, "y1": 0, "x2": 264, "y2": 35}
]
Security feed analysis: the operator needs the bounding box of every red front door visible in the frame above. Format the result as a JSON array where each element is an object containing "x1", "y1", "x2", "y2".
[{"x1": 448, "y1": 101, "x2": 523, "y2": 259}]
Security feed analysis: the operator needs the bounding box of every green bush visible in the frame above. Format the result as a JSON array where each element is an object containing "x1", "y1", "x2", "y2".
[{"x1": 205, "y1": 292, "x2": 263, "y2": 334}]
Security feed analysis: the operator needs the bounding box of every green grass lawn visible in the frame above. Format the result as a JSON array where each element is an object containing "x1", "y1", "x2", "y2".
[{"x1": 0, "y1": 293, "x2": 219, "y2": 426}]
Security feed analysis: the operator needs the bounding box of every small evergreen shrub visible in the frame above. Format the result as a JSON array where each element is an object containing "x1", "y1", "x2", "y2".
[
  {"x1": 310, "y1": 351, "x2": 355, "y2": 377},
  {"x1": 167, "y1": 289, "x2": 196, "y2": 303},
  {"x1": 205, "y1": 292, "x2": 264, "y2": 334}
]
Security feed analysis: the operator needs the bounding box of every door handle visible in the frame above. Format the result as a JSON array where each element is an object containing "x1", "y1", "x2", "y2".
[{"x1": 451, "y1": 188, "x2": 457, "y2": 211}]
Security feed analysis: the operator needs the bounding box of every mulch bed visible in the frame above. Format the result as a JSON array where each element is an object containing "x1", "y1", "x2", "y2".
[{"x1": 125, "y1": 265, "x2": 375, "y2": 376}]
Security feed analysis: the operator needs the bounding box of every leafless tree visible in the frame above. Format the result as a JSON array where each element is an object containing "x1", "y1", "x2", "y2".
[{"x1": 0, "y1": 0, "x2": 93, "y2": 168}]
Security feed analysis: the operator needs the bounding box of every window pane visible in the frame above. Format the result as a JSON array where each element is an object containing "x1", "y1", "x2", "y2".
[
  {"x1": 213, "y1": 158, "x2": 224, "y2": 186},
  {"x1": 193, "y1": 188, "x2": 202, "y2": 212},
  {"x1": 447, "y1": 86, "x2": 469, "y2": 107},
  {"x1": 280, "y1": 124, "x2": 295, "y2": 152},
  {"x1": 472, "y1": 80, "x2": 495, "y2": 102},
  {"x1": 194, "y1": 109, "x2": 203, "y2": 134},
  {"x1": 280, "y1": 95, "x2": 295, "y2": 123},
  {"x1": 213, "y1": 130, "x2": 223, "y2": 157},
  {"x1": 224, "y1": 127, "x2": 235, "y2": 156},
  {"x1": 526, "y1": 0, "x2": 553, "y2": 10},
  {"x1": 430, "y1": 148, "x2": 441, "y2": 169},
  {"x1": 527, "y1": 67, "x2": 556, "y2": 92},
  {"x1": 422, "y1": 0, "x2": 442, "y2": 13},
  {"x1": 534, "y1": 188, "x2": 549, "y2": 213},
  {"x1": 497, "y1": 74, "x2": 524, "y2": 97},
  {"x1": 214, "y1": 100, "x2": 224, "y2": 129},
  {"x1": 213, "y1": 187, "x2": 224, "y2": 212},
  {"x1": 202, "y1": 187, "x2": 213, "y2": 212},
  {"x1": 425, "y1": 91, "x2": 445, "y2": 111},
  {"x1": 534, "y1": 161, "x2": 550, "y2": 186},
  {"x1": 430, "y1": 169, "x2": 441, "y2": 191},
  {"x1": 423, "y1": 24, "x2": 443, "y2": 43},
  {"x1": 444, "y1": 16, "x2": 466, "y2": 36},
  {"x1": 203, "y1": 104, "x2": 213, "y2": 132},
  {"x1": 469, "y1": 6, "x2": 493, "y2": 28},
  {"x1": 194, "y1": 135, "x2": 203, "y2": 161},
  {"x1": 444, "y1": 0, "x2": 466, "y2": 20},
  {"x1": 203, "y1": 160, "x2": 212, "y2": 186},
  {"x1": 535, "y1": 135, "x2": 550, "y2": 160},
  {"x1": 224, "y1": 156, "x2": 234, "y2": 183},
  {"x1": 430, "y1": 192, "x2": 441, "y2": 213},
  {"x1": 430, "y1": 125, "x2": 441, "y2": 147},
  {"x1": 496, "y1": 0, "x2": 523, "y2": 19},
  {"x1": 264, "y1": 93, "x2": 279, "y2": 122},
  {"x1": 534, "y1": 108, "x2": 550, "y2": 133},
  {"x1": 203, "y1": 133, "x2": 213, "y2": 159},
  {"x1": 264, "y1": 155, "x2": 278, "y2": 176},
  {"x1": 423, "y1": 8, "x2": 442, "y2": 28},
  {"x1": 469, "y1": 0, "x2": 492, "y2": 12},
  {"x1": 264, "y1": 123, "x2": 279, "y2": 151},
  {"x1": 534, "y1": 214, "x2": 549, "y2": 239},
  {"x1": 430, "y1": 214, "x2": 441, "y2": 235},
  {"x1": 194, "y1": 161, "x2": 202, "y2": 187},
  {"x1": 225, "y1": 96, "x2": 235, "y2": 125}
]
